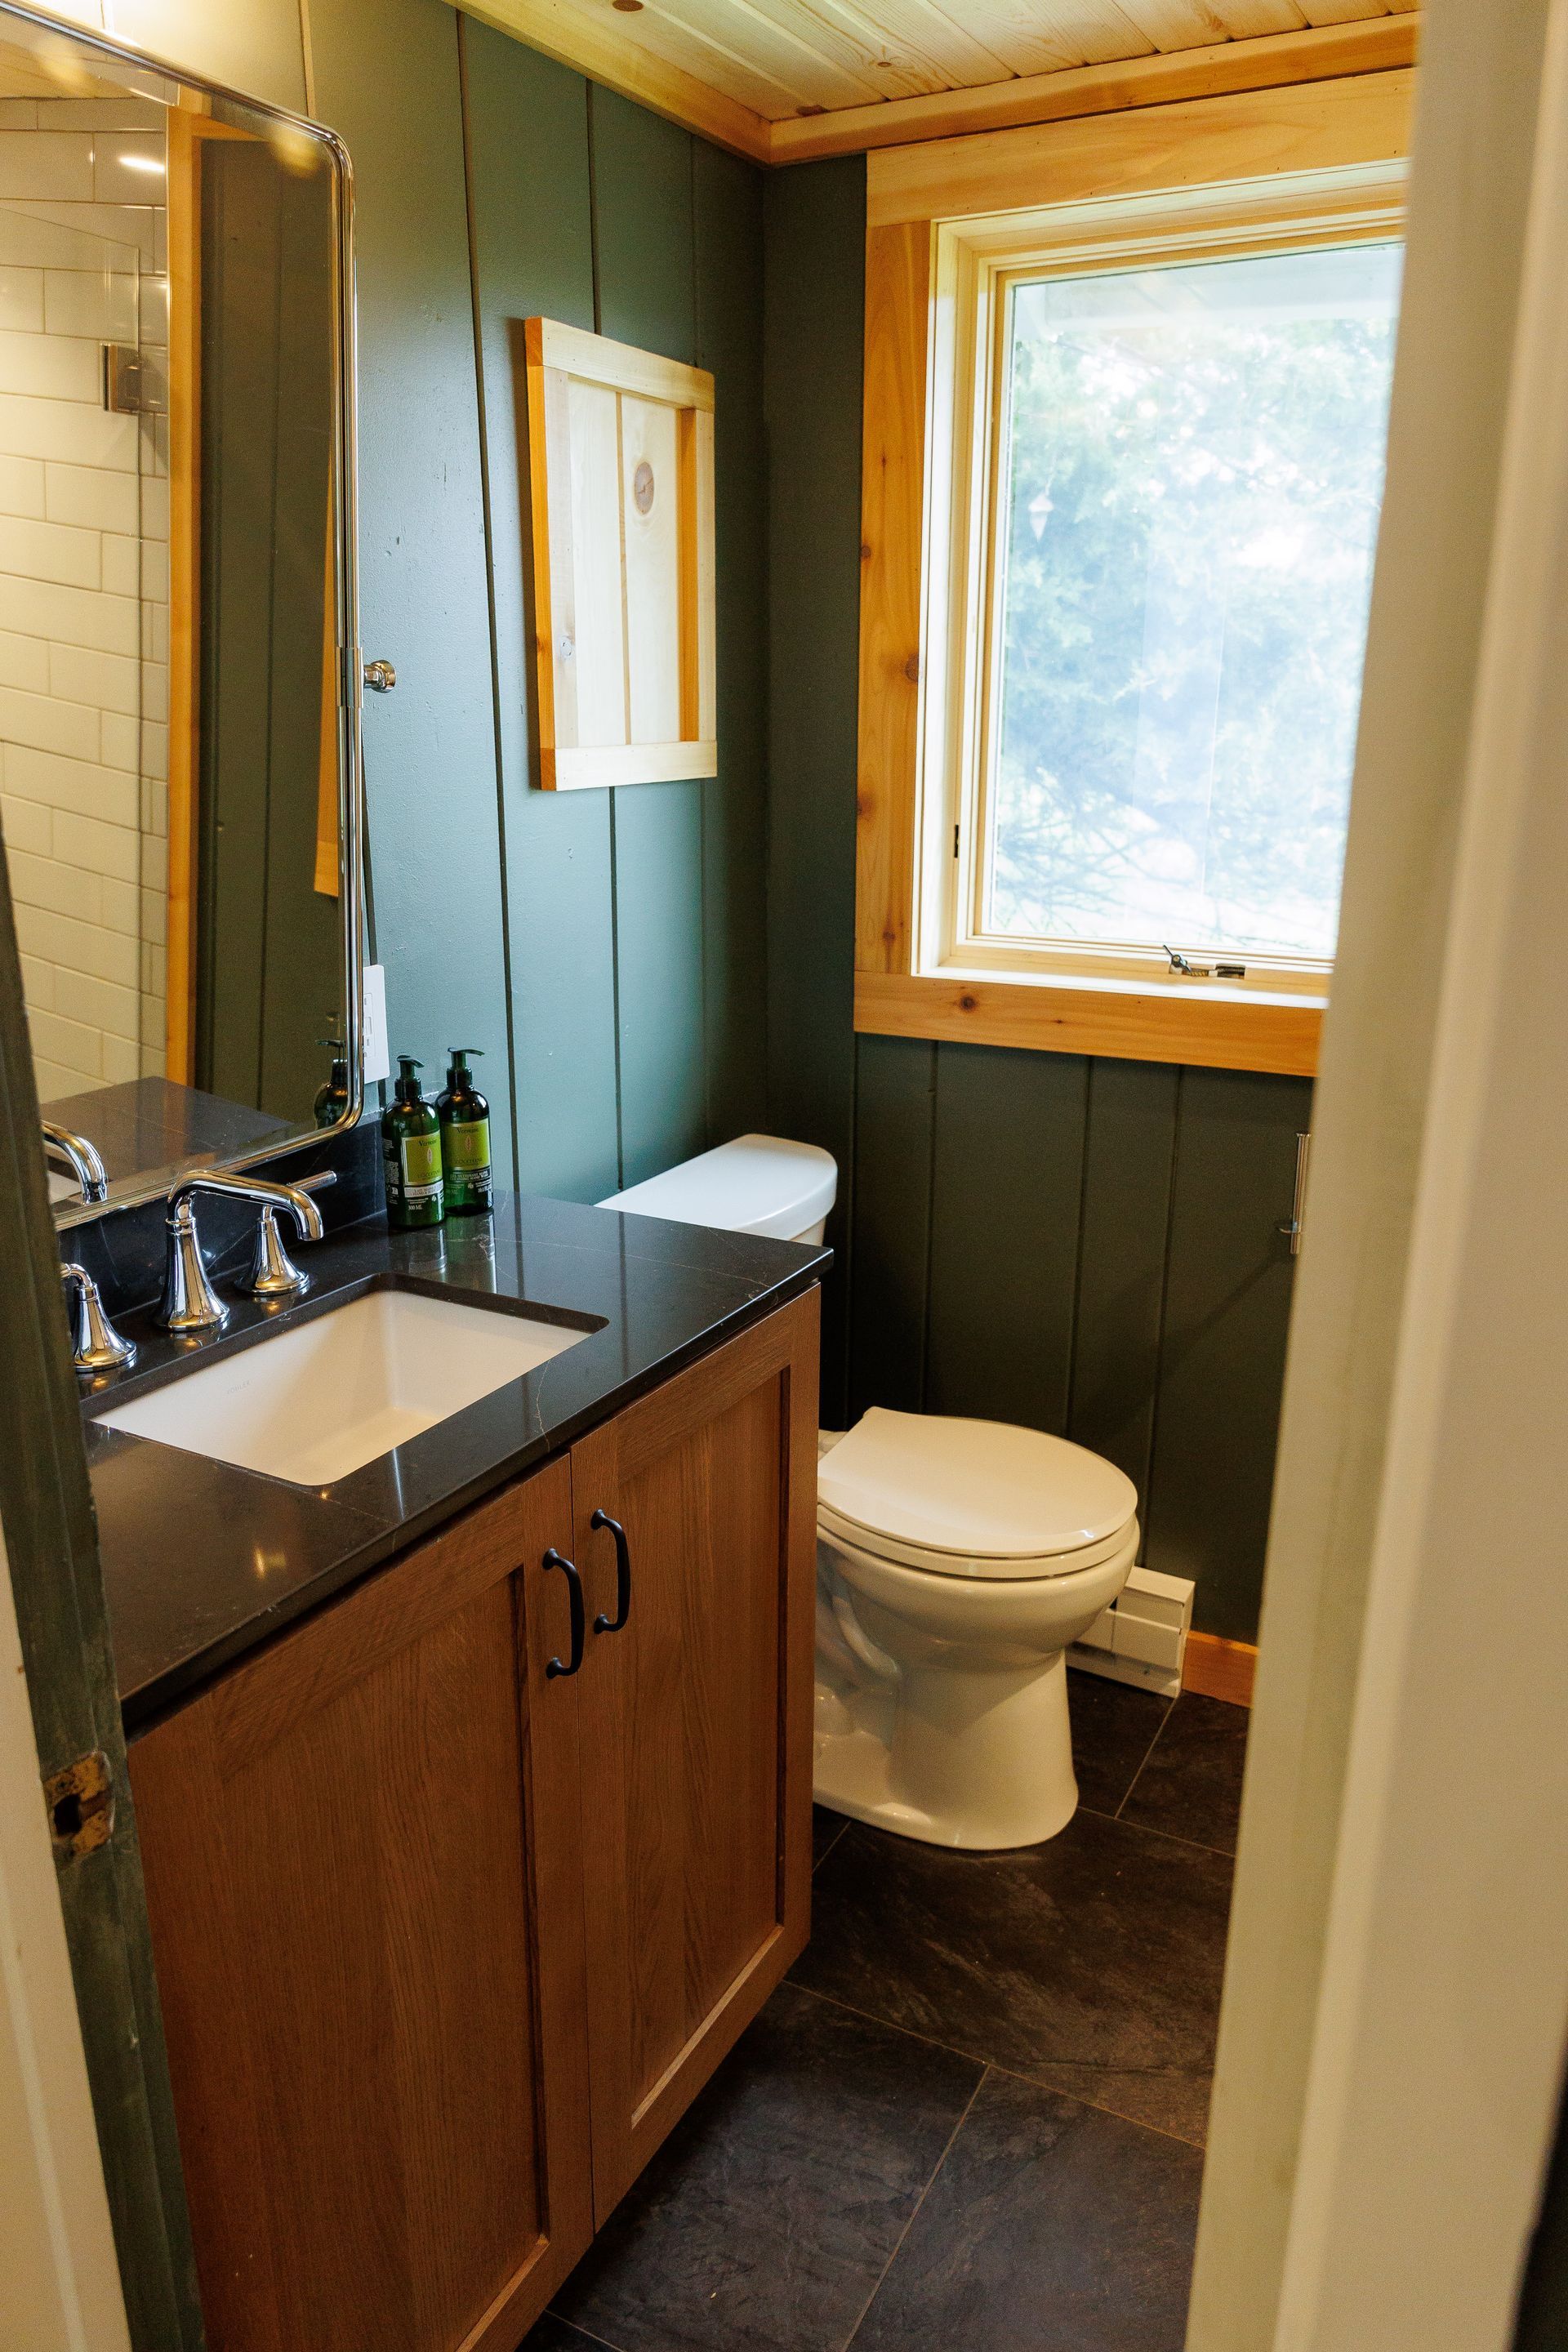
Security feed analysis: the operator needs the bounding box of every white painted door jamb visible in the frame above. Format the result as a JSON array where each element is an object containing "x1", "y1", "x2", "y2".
[{"x1": 1264, "y1": 3, "x2": 1568, "y2": 2337}]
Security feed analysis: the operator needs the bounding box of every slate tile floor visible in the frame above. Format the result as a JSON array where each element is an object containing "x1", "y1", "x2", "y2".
[{"x1": 529, "y1": 1673, "x2": 1248, "y2": 2352}]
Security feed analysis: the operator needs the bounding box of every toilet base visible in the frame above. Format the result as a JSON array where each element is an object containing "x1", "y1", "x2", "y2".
[{"x1": 813, "y1": 1646, "x2": 1080, "y2": 1852}]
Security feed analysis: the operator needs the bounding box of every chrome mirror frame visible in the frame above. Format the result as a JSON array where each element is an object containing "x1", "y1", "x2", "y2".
[{"x1": 0, "y1": 2, "x2": 368, "y2": 1230}]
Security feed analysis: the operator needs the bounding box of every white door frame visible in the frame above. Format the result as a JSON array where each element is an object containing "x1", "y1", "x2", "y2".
[
  {"x1": 1272, "y1": 0, "x2": 1568, "y2": 2325},
  {"x1": 1191, "y1": 0, "x2": 1568, "y2": 2341}
]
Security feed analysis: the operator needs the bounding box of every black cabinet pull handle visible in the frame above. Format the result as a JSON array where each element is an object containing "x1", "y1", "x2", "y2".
[
  {"x1": 543, "y1": 1549, "x2": 585, "y2": 1678},
  {"x1": 590, "y1": 1508, "x2": 631, "y2": 1635}
]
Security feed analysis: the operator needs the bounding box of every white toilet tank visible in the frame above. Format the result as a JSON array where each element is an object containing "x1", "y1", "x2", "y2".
[{"x1": 599, "y1": 1134, "x2": 837, "y2": 1245}]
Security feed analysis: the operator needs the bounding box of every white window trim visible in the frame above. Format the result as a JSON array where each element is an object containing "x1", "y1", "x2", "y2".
[{"x1": 915, "y1": 161, "x2": 1408, "y2": 1011}]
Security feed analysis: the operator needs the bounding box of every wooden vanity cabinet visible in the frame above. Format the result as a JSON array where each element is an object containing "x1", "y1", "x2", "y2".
[
  {"x1": 570, "y1": 1287, "x2": 818, "y2": 2219},
  {"x1": 128, "y1": 1290, "x2": 819, "y2": 2352},
  {"x1": 128, "y1": 1452, "x2": 593, "y2": 2352}
]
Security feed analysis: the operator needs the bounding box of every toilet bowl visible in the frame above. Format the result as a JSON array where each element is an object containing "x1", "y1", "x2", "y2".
[
  {"x1": 599, "y1": 1135, "x2": 1140, "y2": 1852},
  {"x1": 816, "y1": 1410, "x2": 1138, "y2": 1849}
]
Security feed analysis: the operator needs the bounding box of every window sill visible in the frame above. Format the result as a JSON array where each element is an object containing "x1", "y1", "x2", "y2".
[{"x1": 853, "y1": 967, "x2": 1324, "y2": 1076}]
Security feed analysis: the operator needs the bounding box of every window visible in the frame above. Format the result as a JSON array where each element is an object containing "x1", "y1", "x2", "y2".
[
  {"x1": 853, "y1": 76, "x2": 1412, "y2": 1075},
  {"x1": 974, "y1": 242, "x2": 1401, "y2": 976}
]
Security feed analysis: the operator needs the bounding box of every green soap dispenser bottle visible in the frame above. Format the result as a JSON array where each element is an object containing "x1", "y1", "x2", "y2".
[
  {"x1": 437, "y1": 1048, "x2": 492, "y2": 1216},
  {"x1": 382, "y1": 1056, "x2": 444, "y2": 1229},
  {"x1": 314, "y1": 1031, "x2": 350, "y2": 1129}
]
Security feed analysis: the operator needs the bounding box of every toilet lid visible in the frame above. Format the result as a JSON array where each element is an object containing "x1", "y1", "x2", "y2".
[{"x1": 817, "y1": 1408, "x2": 1138, "y2": 1562}]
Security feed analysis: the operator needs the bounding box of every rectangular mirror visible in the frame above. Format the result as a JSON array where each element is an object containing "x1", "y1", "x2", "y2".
[{"x1": 0, "y1": 7, "x2": 361, "y2": 1223}]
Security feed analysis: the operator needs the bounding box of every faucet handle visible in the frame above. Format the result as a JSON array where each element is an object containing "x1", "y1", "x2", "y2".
[
  {"x1": 60, "y1": 1263, "x2": 135, "y2": 1373},
  {"x1": 236, "y1": 1171, "x2": 337, "y2": 1300},
  {"x1": 240, "y1": 1204, "x2": 311, "y2": 1300}
]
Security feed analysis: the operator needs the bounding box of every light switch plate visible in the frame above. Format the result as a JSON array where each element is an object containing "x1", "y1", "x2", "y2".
[{"x1": 362, "y1": 964, "x2": 390, "y2": 1085}]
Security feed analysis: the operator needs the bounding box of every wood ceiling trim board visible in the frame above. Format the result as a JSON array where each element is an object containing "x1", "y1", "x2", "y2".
[
  {"x1": 865, "y1": 59, "x2": 1412, "y2": 221},
  {"x1": 770, "y1": 12, "x2": 1416, "y2": 160},
  {"x1": 445, "y1": 0, "x2": 773, "y2": 158},
  {"x1": 819, "y1": 0, "x2": 1024, "y2": 87},
  {"x1": 655, "y1": 0, "x2": 935, "y2": 107}
]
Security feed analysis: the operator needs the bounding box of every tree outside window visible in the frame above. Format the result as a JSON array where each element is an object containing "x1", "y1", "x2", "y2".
[{"x1": 987, "y1": 241, "x2": 1402, "y2": 966}]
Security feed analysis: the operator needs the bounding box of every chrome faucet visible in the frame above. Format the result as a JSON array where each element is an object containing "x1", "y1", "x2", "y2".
[
  {"x1": 157, "y1": 1171, "x2": 333, "y2": 1333},
  {"x1": 60, "y1": 1263, "x2": 135, "y2": 1373},
  {"x1": 42, "y1": 1121, "x2": 108, "y2": 1205}
]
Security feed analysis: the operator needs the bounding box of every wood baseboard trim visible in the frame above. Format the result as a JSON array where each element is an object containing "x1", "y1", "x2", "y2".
[{"x1": 1183, "y1": 1631, "x2": 1257, "y2": 1708}]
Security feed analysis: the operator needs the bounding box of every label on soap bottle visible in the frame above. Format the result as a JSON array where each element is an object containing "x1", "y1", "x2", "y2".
[
  {"x1": 394, "y1": 1130, "x2": 443, "y2": 1203},
  {"x1": 443, "y1": 1118, "x2": 492, "y2": 1211},
  {"x1": 444, "y1": 1120, "x2": 490, "y2": 1173}
]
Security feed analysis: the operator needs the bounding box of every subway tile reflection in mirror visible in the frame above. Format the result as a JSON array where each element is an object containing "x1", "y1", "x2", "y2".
[
  {"x1": 0, "y1": 26, "x2": 354, "y2": 1219},
  {"x1": 0, "y1": 111, "x2": 168, "y2": 1105}
]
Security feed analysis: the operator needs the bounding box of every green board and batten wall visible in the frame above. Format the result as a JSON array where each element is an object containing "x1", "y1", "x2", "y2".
[
  {"x1": 129, "y1": 0, "x2": 1306, "y2": 1645},
  {"x1": 304, "y1": 0, "x2": 769, "y2": 1203},
  {"x1": 764, "y1": 158, "x2": 1312, "y2": 1644}
]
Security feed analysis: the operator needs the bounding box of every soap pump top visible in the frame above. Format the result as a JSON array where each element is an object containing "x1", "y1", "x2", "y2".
[
  {"x1": 394, "y1": 1054, "x2": 425, "y2": 1102},
  {"x1": 444, "y1": 1046, "x2": 483, "y2": 1090}
]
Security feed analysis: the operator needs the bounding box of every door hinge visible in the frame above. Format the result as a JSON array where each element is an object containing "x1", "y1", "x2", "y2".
[
  {"x1": 44, "y1": 1749, "x2": 114, "y2": 1861},
  {"x1": 1280, "y1": 1130, "x2": 1312, "y2": 1258}
]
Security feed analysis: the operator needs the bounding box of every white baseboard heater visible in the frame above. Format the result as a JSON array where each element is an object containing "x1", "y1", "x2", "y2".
[{"x1": 1069, "y1": 1565, "x2": 1193, "y2": 1699}]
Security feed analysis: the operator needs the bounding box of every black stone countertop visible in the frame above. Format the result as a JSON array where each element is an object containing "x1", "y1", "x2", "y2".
[{"x1": 86, "y1": 1192, "x2": 828, "y2": 1731}]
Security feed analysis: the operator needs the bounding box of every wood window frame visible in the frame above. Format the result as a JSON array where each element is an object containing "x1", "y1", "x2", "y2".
[{"x1": 855, "y1": 71, "x2": 1413, "y2": 1077}]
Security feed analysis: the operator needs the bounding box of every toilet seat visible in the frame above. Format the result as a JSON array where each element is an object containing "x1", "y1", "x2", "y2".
[
  {"x1": 817, "y1": 1407, "x2": 1138, "y2": 1582},
  {"x1": 817, "y1": 1499, "x2": 1137, "y2": 1581}
]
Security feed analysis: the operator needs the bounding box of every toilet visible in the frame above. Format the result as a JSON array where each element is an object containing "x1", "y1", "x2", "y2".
[{"x1": 602, "y1": 1134, "x2": 1140, "y2": 1851}]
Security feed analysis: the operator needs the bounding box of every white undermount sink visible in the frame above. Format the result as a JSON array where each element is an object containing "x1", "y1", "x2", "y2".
[{"x1": 97, "y1": 1287, "x2": 591, "y2": 1488}]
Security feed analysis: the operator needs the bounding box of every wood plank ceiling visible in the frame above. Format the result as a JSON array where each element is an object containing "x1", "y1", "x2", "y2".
[
  {"x1": 455, "y1": 0, "x2": 1419, "y2": 164},
  {"x1": 547, "y1": 0, "x2": 1411, "y2": 123}
]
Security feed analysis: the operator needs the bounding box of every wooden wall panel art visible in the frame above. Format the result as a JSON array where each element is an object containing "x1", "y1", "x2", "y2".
[{"x1": 524, "y1": 318, "x2": 716, "y2": 791}]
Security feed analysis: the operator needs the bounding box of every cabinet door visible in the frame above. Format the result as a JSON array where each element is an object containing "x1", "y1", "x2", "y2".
[
  {"x1": 569, "y1": 1290, "x2": 820, "y2": 2216},
  {"x1": 129, "y1": 1458, "x2": 592, "y2": 2352}
]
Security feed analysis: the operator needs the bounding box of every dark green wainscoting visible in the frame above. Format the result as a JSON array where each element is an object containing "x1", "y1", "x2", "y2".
[{"x1": 764, "y1": 156, "x2": 1312, "y2": 1646}]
